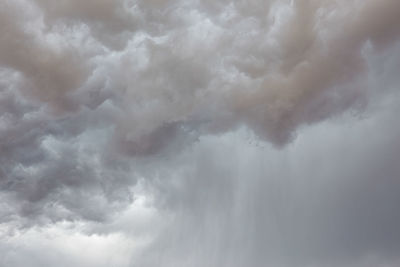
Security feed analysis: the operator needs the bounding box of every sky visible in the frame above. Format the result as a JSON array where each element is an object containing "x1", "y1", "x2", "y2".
[{"x1": 1, "y1": 0, "x2": 400, "y2": 266}]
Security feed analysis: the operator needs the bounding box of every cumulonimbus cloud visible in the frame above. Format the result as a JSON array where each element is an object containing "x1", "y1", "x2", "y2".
[{"x1": 1, "y1": 0, "x2": 400, "y2": 226}]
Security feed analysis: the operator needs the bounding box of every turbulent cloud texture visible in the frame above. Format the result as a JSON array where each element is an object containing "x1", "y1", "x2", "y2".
[{"x1": 1, "y1": 0, "x2": 400, "y2": 266}]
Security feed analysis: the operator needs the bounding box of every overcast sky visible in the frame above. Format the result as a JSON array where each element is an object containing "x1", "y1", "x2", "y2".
[{"x1": 1, "y1": 0, "x2": 400, "y2": 266}]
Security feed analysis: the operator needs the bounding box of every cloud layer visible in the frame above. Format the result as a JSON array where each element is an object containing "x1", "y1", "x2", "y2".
[{"x1": 1, "y1": 0, "x2": 400, "y2": 266}]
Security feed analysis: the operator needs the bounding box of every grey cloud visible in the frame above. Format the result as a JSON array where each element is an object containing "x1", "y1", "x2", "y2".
[
  {"x1": 0, "y1": 0, "x2": 400, "y2": 266},
  {"x1": 136, "y1": 88, "x2": 400, "y2": 267},
  {"x1": 0, "y1": 78, "x2": 133, "y2": 225},
  {"x1": 2, "y1": 0, "x2": 400, "y2": 151},
  {"x1": 0, "y1": 1, "x2": 89, "y2": 113},
  {"x1": 35, "y1": 0, "x2": 138, "y2": 49}
]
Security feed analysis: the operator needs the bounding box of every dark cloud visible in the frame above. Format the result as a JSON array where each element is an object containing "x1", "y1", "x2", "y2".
[
  {"x1": 0, "y1": 0, "x2": 400, "y2": 266},
  {"x1": 136, "y1": 88, "x2": 400, "y2": 267}
]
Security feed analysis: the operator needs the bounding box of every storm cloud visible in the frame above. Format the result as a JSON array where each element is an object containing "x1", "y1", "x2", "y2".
[{"x1": 1, "y1": 0, "x2": 400, "y2": 266}]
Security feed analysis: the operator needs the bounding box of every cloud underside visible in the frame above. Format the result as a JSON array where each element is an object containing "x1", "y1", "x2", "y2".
[{"x1": 1, "y1": 0, "x2": 400, "y2": 266}]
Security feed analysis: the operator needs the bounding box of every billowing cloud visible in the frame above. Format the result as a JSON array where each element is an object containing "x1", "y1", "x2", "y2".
[{"x1": 1, "y1": 0, "x2": 400, "y2": 266}]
